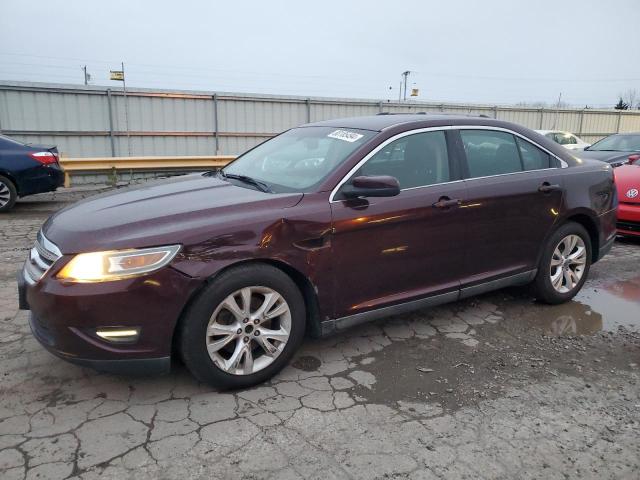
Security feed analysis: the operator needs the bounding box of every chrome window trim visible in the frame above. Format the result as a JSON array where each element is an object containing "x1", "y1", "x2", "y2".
[
  {"x1": 329, "y1": 125, "x2": 568, "y2": 203},
  {"x1": 457, "y1": 167, "x2": 563, "y2": 182},
  {"x1": 455, "y1": 125, "x2": 569, "y2": 169},
  {"x1": 329, "y1": 126, "x2": 456, "y2": 203}
]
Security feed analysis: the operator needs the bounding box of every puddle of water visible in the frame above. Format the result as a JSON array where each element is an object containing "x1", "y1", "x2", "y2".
[
  {"x1": 573, "y1": 278, "x2": 640, "y2": 333},
  {"x1": 506, "y1": 277, "x2": 640, "y2": 336}
]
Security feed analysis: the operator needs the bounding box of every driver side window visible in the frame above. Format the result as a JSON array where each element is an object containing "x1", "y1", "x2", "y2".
[{"x1": 353, "y1": 131, "x2": 450, "y2": 189}]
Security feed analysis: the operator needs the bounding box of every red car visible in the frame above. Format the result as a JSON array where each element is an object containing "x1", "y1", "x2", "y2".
[{"x1": 615, "y1": 157, "x2": 640, "y2": 236}]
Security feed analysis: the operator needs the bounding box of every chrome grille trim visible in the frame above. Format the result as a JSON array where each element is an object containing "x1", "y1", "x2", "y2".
[
  {"x1": 37, "y1": 230, "x2": 62, "y2": 259},
  {"x1": 23, "y1": 231, "x2": 62, "y2": 285},
  {"x1": 31, "y1": 248, "x2": 50, "y2": 270}
]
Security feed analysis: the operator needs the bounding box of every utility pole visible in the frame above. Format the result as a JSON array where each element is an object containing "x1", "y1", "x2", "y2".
[
  {"x1": 401, "y1": 71, "x2": 411, "y2": 102},
  {"x1": 81, "y1": 65, "x2": 90, "y2": 85},
  {"x1": 122, "y1": 62, "x2": 131, "y2": 156},
  {"x1": 552, "y1": 92, "x2": 562, "y2": 129}
]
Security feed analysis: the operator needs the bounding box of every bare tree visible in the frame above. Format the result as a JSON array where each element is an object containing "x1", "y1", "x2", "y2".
[
  {"x1": 615, "y1": 98, "x2": 629, "y2": 110},
  {"x1": 620, "y1": 89, "x2": 638, "y2": 109}
]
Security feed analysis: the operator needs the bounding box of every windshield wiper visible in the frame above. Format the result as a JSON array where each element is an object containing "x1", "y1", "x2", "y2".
[{"x1": 218, "y1": 171, "x2": 273, "y2": 193}]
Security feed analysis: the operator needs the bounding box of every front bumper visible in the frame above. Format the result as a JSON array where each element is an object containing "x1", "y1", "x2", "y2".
[
  {"x1": 18, "y1": 262, "x2": 201, "y2": 375},
  {"x1": 617, "y1": 202, "x2": 640, "y2": 237},
  {"x1": 29, "y1": 312, "x2": 171, "y2": 374}
]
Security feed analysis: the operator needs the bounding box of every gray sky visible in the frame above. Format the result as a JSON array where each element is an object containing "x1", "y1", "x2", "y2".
[{"x1": 1, "y1": 0, "x2": 638, "y2": 107}]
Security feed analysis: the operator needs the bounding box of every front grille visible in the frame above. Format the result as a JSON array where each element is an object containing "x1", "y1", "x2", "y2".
[
  {"x1": 617, "y1": 221, "x2": 640, "y2": 233},
  {"x1": 23, "y1": 231, "x2": 61, "y2": 284}
]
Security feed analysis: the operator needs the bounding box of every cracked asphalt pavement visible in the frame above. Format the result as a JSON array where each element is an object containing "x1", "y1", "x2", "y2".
[{"x1": 1, "y1": 188, "x2": 640, "y2": 479}]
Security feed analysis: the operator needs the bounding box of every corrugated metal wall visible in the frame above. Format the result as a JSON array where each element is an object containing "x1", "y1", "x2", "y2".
[{"x1": 1, "y1": 81, "x2": 639, "y2": 157}]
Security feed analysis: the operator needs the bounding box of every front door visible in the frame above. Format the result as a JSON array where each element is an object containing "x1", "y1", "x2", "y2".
[
  {"x1": 329, "y1": 129, "x2": 467, "y2": 319},
  {"x1": 455, "y1": 128, "x2": 564, "y2": 285}
]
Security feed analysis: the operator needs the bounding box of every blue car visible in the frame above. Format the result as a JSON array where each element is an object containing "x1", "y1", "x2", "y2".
[{"x1": 0, "y1": 134, "x2": 65, "y2": 212}]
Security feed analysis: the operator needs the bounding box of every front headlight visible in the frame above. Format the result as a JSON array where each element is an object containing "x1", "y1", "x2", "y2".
[{"x1": 57, "y1": 245, "x2": 181, "y2": 283}]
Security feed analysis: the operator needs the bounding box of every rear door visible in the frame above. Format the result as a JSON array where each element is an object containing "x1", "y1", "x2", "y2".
[
  {"x1": 329, "y1": 129, "x2": 467, "y2": 319},
  {"x1": 455, "y1": 128, "x2": 565, "y2": 286}
]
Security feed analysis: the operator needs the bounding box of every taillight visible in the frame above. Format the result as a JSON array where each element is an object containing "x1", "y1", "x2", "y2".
[
  {"x1": 29, "y1": 151, "x2": 58, "y2": 165},
  {"x1": 628, "y1": 154, "x2": 640, "y2": 164}
]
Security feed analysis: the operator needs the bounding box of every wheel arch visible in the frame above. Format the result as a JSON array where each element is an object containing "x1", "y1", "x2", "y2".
[
  {"x1": 535, "y1": 210, "x2": 600, "y2": 270},
  {"x1": 563, "y1": 212, "x2": 600, "y2": 263},
  {"x1": 171, "y1": 258, "x2": 324, "y2": 358},
  {"x1": 0, "y1": 170, "x2": 20, "y2": 195}
]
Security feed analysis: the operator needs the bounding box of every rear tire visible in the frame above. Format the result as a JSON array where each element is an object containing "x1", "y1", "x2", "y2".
[
  {"x1": 0, "y1": 175, "x2": 17, "y2": 212},
  {"x1": 532, "y1": 222, "x2": 592, "y2": 304},
  {"x1": 178, "y1": 263, "x2": 306, "y2": 390}
]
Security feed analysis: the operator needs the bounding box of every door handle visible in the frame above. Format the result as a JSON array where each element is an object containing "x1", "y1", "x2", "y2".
[
  {"x1": 432, "y1": 197, "x2": 462, "y2": 209},
  {"x1": 538, "y1": 182, "x2": 562, "y2": 193}
]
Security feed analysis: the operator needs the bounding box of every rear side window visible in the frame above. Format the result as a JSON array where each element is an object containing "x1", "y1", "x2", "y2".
[
  {"x1": 460, "y1": 130, "x2": 522, "y2": 177},
  {"x1": 355, "y1": 130, "x2": 450, "y2": 189},
  {"x1": 516, "y1": 137, "x2": 551, "y2": 170}
]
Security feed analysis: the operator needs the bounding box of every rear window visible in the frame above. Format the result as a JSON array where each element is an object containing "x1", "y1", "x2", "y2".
[
  {"x1": 516, "y1": 137, "x2": 551, "y2": 170},
  {"x1": 0, "y1": 135, "x2": 27, "y2": 147},
  {"x1": 460, "y1": 130, "x2": 522, "y2": 177}
]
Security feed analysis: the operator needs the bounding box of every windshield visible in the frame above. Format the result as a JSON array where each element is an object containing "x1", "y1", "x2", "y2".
[
  {"x1": 588, "y1": 134, "x2": 640, "y2": 152},
  {"x1": 222, "y1": 126, "x2": 375, "y2": 193}
]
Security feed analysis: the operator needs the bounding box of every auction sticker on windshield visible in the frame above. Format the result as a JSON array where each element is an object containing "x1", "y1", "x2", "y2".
[{"x1": 328, "y1": 129, "x2": 364, "y2": 143}]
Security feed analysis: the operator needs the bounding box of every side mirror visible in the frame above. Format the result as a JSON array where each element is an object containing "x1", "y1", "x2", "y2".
[
  {"x1": 629, "y1": 154, "x2": 640, "y2": 164},
  {"x1": 341, "y1": 175, "x2": 400, "y2": 198}
]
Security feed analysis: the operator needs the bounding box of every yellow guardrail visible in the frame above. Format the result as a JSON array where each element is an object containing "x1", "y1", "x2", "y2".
[{"x1": 59, "y1": 155, "x2": 236, "y2": 187}]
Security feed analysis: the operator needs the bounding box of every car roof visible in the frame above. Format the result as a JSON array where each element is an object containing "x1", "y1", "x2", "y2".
[
  {"x1": 535, "y1": 130, "x2": 575, "y2": 135},
  {"x1": 301, "y1": 114, "x2": 581, "y2": 167},
  {"x1": 301, "y1": 114, "x2": 515, "y2": 132}
]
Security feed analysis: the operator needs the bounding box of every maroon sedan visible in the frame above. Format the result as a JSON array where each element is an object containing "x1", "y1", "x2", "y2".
[{"x1": 18, "y1": 115, "x2": 617, "y2": 389}]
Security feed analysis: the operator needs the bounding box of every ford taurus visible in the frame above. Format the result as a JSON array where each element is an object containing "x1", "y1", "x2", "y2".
[{"x1": 18, "y1": 115, "x2": 617, "y2": 388}]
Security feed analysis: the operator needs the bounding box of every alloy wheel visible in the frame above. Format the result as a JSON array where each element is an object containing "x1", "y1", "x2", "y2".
[
  {"x1": 205, "y1": 286, "x2": 291, "y2": 375},
  {"x1": 0, "y1": 181, "x2": 11, "y2": 208},
  {"x1": 549, "y1": 234, "x2": 587, "y2": 293}
]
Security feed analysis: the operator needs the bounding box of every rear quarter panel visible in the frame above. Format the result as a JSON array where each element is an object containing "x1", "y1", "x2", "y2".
[{"x1": 559, "y1": 159, "x2": 616, "y2": 258}]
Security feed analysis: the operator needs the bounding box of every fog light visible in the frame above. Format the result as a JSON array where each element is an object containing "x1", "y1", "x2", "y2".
[{"x1": 95, "y1": 328, "x2": 140, "y2": 343}]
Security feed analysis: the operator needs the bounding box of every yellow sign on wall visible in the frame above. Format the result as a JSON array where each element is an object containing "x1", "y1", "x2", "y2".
[{"x1": 110, "y1": 71, "x2": 125, "y2": 81}]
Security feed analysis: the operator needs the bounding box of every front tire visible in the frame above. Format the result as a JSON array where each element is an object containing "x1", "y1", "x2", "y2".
[
  {"x1": 0, "y1": 175, "x2": 17, "y2": 212},
  {"x1": 179, "y1": 263, "x2": 306, "y2": 389},
  {"x1": 532, "y1": 222, "x2": 592, "y2": 304}
]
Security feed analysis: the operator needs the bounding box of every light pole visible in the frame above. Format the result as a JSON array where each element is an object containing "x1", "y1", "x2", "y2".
[
  {"x1": 122, "y1": 63, "x2": 132, "y2": 156},
  {"x1": 401, "y1": 71, "x2": 411, "y2": 102},
  {"x1": 81, "y1": 65, "x2": 91, "y2": 85}
]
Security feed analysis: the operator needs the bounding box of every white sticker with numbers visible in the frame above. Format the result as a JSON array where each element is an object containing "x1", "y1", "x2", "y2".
[{"x1": 327, "y1": 129, "x2": 364, "y2": 143}]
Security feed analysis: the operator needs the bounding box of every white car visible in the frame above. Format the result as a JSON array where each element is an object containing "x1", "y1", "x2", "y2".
[{"x1": 535, "y1": 130, "x2": 591, "y2": 150}]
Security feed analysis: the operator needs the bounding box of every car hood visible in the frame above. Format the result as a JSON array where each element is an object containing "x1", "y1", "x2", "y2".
[
  {"x1": 576, "y1": 149, "x2": 634, "y2": 164},
  {"x1": 614, "y1": 164, "x2": 640, "y2": 204},
  {"x1": 43, "y1": 173, "x2": 303, "y2": 254}
]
